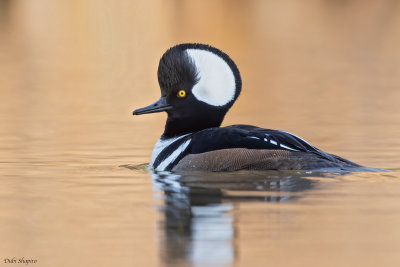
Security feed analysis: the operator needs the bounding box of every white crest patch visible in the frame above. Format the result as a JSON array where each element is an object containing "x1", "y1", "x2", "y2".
[{"x1": 186, "y1": 49, "x2": 236, "y2": 106}]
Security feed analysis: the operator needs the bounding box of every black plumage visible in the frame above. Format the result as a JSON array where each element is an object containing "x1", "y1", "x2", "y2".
[
  {"x1": 153, "y1": 125, "x2": 369, "y2": 171},
  {"x1": 133, "y1": 43, "x2": 383, "y2": 172}
]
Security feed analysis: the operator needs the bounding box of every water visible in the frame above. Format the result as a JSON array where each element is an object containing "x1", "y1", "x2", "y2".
[{"x1": 1, "y1": 1, "x2": 400, "y2": 266}]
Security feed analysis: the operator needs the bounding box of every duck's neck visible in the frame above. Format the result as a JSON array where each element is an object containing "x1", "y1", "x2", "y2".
[{"x1": 162, "y1": 116, "x2": 224, "y2": 139}]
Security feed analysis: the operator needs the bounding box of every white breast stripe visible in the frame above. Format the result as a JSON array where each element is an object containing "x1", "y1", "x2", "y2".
[
  {"x1": 151, "y1": 133, "x2": 191, "y2": 167},
  {"x1": 156, "y1": 139, "x2": 191, "y2": 171},
  {"x1": 280, "y1": 144, "x2": 299, "y2": 151}
]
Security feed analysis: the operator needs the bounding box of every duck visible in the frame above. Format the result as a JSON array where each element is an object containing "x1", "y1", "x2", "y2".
[{"x1": 133, "y1": 43, "x2": 380, "y2": 172}]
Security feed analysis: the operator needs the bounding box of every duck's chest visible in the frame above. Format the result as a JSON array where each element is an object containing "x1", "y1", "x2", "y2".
[{"x1": 150, "y1": 134, "x2": 192, "y2": 171}]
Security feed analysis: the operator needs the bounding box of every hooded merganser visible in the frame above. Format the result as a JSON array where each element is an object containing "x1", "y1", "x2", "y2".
[{"x1": 133, "y1": 43, "x2": 380, "y2": 172}]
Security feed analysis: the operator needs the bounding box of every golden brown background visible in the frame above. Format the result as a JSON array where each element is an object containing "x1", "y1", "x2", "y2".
[{"x1": 1, "y1": 1, "x2": 400, "y2": 267}]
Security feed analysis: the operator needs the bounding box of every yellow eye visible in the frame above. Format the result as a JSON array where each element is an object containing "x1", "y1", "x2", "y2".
[{"x1": 177, "y1": 90, "x2": 186, "y2": 98}]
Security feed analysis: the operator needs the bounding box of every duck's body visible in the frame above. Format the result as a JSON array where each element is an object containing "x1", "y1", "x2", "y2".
[
  {"x1": 150, "y1": 125, "x2": 374, "y2": 172},
  {"x1": 133, "y1": 43, "x2": 381, "y2": 172}
]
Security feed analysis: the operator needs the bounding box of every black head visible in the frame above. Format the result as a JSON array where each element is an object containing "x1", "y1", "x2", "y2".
[{"x1": 133, "y1": 43, "x2": 242, "y2": 138}]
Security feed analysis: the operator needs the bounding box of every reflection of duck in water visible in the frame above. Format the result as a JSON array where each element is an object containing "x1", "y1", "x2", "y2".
[
  {"x1": 150, "y1": 170, "x2": 320, "y2": 266},
  {"x1": 152, "y1": 170, "x2": 319, "y2": 205},
  {"x1": 133, "y1": 43, "x2": 382, "y2": 172}
]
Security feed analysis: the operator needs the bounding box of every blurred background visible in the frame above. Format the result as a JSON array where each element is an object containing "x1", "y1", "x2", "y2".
[
  {"x1": 1, "y1": 1, "x2": 400, "y2": 267},
  {"x1": 1, "y1": 0, "x2": 400, "y2": 167}
]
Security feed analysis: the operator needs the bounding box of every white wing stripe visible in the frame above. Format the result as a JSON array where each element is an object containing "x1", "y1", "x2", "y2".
[
  {"x1": 280, "y1": 144, "x2": 299, "y2": 151},
  {"x1": 281, "y1": 130, "x2": 313, "y2": 147}
]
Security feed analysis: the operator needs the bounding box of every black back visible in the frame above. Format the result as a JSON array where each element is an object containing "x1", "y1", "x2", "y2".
[{"x1": 153, "y1": 125, "x2": 349, "y2": 171}]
